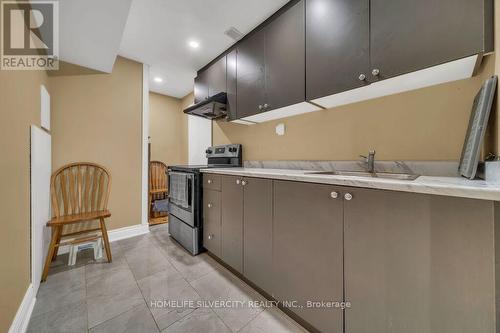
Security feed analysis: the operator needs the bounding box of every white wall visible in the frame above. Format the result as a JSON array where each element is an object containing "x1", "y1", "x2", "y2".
[{"x1": 188, "y1": 116, "x2": 212, "y2": 165}]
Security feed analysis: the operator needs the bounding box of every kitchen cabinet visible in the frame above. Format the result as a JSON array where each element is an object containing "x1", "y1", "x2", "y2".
[
  {"x1": 236, "y1": 29, "x2": 266, "y2": 119},
  {"x1": 243, "y1": 177, "x2": 273, "y2": 295},
  {"x1": 202, "y1": 189, "x2": 221, "y2": 257},
  {"x1": 370, "y1": 0, "x2": 493, "y2": 81},
  {"x1": 344, "y1": 188, "x2": 495, "y2": 333},
  {"x1": 306, "y1": 0, "x2": 370, "y2": 100},
  {"x1": 226, "y1": 49, "x2": 237, "y2": 120},
  {"x1": 194, "y1": 55, "x2": 227, "y2": 104},
  {"x1": 273, "y1": 181, "x2": 344, "y2": 333},
  {"x1": 221, "y1": 175, "x2": 244, "y2": 272},
  {"x1": 237, "y1": 0, "x2": 305, "y2": 118}
]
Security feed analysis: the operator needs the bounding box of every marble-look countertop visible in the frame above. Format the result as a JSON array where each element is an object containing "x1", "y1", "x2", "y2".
[{"x1": 201, "y1": 167, "x2": 500, "y2": 201}]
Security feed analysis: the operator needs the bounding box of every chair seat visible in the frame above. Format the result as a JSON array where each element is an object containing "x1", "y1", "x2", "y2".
[
  {"x1": 150, "y1": 188, "x2": 168, "y2": 194},
  {"x1": 47, "y1": 210, "x2": 111, "y2": 226}
]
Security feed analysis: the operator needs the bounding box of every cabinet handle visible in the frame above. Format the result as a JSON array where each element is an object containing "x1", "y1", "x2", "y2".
[
  {"x1": 207, "y1": 179, "x2": 212, "y2": 184},
  {"x1": 330, "y1": 191, "x2": 339, "y2": 199},
  {"x1": 263, "y1": 103, "x2": 269, "y2": 109},
  {"x1": 207, "y1": 203, "x2": 213, "y2": 208},
  {"x1": 344, "y1": 193, "x2": 353, "y2": 201},
  {"x1": 241, "y1": 180, "x2": 247, "y2": 186},
  {"x1": 236, "y1": 179, "x2": 240, "y2": 185},
  {"x1": 358, "y1": 74, "x2": 366, "y2": 81},
  {"x1": 258, "y1": 105, "x2": 263, "y2": 110},
  {"x1": 371, "y1": 68, "x2": 380, "y2": 77},
  {"x1": 208, "y1": 234, "x2": 214, "y2": 240}
]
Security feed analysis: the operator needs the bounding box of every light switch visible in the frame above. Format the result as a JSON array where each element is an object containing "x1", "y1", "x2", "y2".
[{"x1": 275, "y1": 123, "x2": 285, "y2": 136}]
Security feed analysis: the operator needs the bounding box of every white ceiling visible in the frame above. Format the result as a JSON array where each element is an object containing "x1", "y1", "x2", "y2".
[
  {"x1": 118, "y1": 0, "x2": 290, "y2": 98},
  {"x1": 58, "y1": 0, "x2": 132, "y2": 73}
]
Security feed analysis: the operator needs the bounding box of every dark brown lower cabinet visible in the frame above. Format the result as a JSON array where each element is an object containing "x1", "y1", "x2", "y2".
[
  {"x1": 221, "y1": 175, "x2": 244, "y2": 273},
  {"x1": 243, "y1": 178, "x2": 273, "y2": 295},
  {"x1": 273, "y1": 181, "x2": 344, "y2": 333},
  {"x1": 344, "y1": 188, "x2": 495, "y2": 333},
  {"x1": 203, "y1": 189, "x2": 221, "y2": 257}
]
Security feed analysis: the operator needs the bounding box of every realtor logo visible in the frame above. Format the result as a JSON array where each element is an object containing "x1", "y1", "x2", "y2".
[{"x1": 1, "y1": 1, "x2": 59, "y2": 70}]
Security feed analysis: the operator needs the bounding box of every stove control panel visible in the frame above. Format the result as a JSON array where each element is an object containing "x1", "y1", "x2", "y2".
[{"x1": 206, "y1": 144, "x2": 241, "y2": 158}]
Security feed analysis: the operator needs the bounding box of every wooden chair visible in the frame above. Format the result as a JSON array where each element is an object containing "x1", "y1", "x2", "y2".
[
  {"x1": 42, "y1": 162, "x2": 112, "y2": 281},
  {"x1": 149, "y1": 161, "x2": 168, "y2": 225}
]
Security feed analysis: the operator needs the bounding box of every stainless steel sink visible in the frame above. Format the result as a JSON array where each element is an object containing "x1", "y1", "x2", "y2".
[{"x1": 306, "y1": 170, "x2": 420, "y2": 180}]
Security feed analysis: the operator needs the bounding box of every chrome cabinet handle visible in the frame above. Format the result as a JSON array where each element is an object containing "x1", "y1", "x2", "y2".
[
  {"x1": 258, "y1": 105, "x2": 263, "y2": 110},
  {"x1": 241, "y1": 180, "x2": 247, "y2": 186},
  {"x1": 358, "y1": 74, "x2": 366, "y2": 81},
  {"x1": 344, "y1": 193, "x2": 353, "y2": 201},
  {"x1": 330, "y1": 191, "x2": 339, "y2": 199},
  {"x1": 371, "y1": 68, "x2": 380, "y2": 76},
  {"x1": 236, "y1": 179, "x2": 240, "y2": 185},
  {"x1": 208, "y1": 234, "x2": 213, "y2": 240},
  {"x1": 207, "y1": 179, "x2": 212, "y2": 184},
  {"x1": 263, "y1": 103, "x2": 269, "y2": 109},
  {"x1": 207, "y1": 203, "x2": 213, "y2": 208}
]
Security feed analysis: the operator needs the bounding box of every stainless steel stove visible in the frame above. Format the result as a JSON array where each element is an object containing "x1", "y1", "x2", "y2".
[{"x1": 167, "y1": 144, "x2": 242, "y2": 255}]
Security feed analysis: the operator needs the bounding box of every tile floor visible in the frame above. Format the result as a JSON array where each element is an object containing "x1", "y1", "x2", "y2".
[{"x1": 28, "y1": 225, "x2": 308, "y2": 333}]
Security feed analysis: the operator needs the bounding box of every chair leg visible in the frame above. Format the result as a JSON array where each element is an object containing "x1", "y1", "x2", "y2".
[
  {"x1": 42, "y1": 226, "x2": 60, "y2": 282},
  {"x1": 99, "y1": 218, "x2": 112, "y2": 262},
  {"x1": 51, "y1": 226, "x2": 63, "y2": 261}
]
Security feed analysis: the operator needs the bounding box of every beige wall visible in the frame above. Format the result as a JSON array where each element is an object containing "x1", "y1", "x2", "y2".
[
  {"x1": 50, "y1": 57, "x2": 143, "y2": 230},
  {"x1": 213, "y1": 56, "x2": 497, "y2": 161},
  {"x1": 149, "y1": 92, "x2": 188, "y2": 166},
  {"x1": 0, "y1": 69, "x2": 48, "y2": 331}
]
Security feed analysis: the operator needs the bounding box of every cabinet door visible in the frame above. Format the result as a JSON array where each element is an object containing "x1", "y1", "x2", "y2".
[
  {"x1": 306, "y1": 0, "x2": 370, "y2": 100},
  {"x1": 344, "y1": 188, "x2": 495, "y2": 333},
  {"x1": 221, "y1": 175, "x2": 244, "y2": 273},
  {"x1": 265, "y1": 0, "x2": 305, "y2": 111},
  {"x1": 236, "y1": 29, "x2": 266, "y2": 119},
  {"x1": 273, "y1": 181, "x2": 343, "y2": 332},
  {"x1": 206, "y1": 56, "x2": 226, "y2": 97},
  {"x1": 243, "y1": 177, "x2": 273, "y2": 294},
  {"x1": 226, "y1": 49, "x2": 237, "y2": 120},
  {"x1": 370, "y1": 0, "x2": 491, "y2": 80},
  {"x1": 203, "y1": 189, "x2": 221, "y2": 257},
  {"x1": 194, "y1": 70, "x2": 208, "y2": 104}
]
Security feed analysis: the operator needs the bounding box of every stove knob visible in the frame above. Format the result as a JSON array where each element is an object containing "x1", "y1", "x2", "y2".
[{"x1": 205, "y1": 149, "x2": 212, "y2": 154}]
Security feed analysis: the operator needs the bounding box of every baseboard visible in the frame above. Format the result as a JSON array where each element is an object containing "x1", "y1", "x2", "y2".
[
  {"x1": 58, "y1": 223, "x2": 150, "y2": 255},
  {"x1": 8, "y1": 284, "x2": 36, "y2": 333}
]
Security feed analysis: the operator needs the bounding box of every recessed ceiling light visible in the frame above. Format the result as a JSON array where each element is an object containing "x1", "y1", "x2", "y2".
[
  {"x1": 154, "y1": 77, "x2": 163, "y2": 83},
  {"x1": 188, "y1": 40, "x2": 200, "y2": 49}
]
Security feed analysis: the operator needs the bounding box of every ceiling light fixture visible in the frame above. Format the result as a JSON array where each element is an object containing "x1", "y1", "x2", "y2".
[
  {"x1": 154, "y1": 77, "x2": 163, "y2": 83},
  {"x1": 188, "y1": 40, "x2": 200, "y2": 49}
]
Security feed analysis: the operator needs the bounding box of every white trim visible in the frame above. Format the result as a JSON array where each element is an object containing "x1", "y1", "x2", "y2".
[
  {"x1": 8, "y1": 284, "x2": 36, "y2": 333},
  {"x1": 230, "y1": 119, "x2": 256, "y2": 125},
  {"x1": 312, "y1": 55, "x2": 480, "y2": 109},
  {"x1": 141, "y1": 64, "x2": 150, "y2": 226},
  {"x1": 241, "y1": 101, "x2": 321, "y2": 123},
  {"x1": 57, "y1": 224, "x2": 150, "y2": 255}
]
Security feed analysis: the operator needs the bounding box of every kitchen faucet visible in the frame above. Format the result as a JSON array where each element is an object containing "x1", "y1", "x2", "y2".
[{"x1": 360, "y1": 150, "x2": 376, "y2": 173}]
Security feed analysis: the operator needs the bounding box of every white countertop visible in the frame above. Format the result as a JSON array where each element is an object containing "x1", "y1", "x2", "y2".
[{"x1": 201, "y1": 167, "x2": 500, "y2": 201}]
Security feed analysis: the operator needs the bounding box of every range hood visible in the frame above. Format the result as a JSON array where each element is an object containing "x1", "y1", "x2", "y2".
[{"x1": 183, "y1": 92, "x2": 227, "y2": 119}]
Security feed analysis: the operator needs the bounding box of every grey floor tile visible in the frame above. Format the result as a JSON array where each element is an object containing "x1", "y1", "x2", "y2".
[
  {"x1": 89, "y1": 303, "x2": 159, "y2": 333},
  {"x1": 137, "y1": 269, "x2": 201, "y2": 330},
  {"x1": 162, "y1": 245, "x2": 217, "y2": 282},
  {"x1": 85, "y1": 256, "x2": 128, "y2": 280},
  {"x1": 116, "y1": 234, "x2": 152, "y2": 254},
  {"x1": 161, "y1": 308, "x2": 231, "y2": 333},
  {"x1": 190, "y1": 268, "x2": 265, "y2": 332},
  {"x1": 86, "y1": 283, "x2": 145, "y2": 329},
  {"x1": 86, "y1": 265, "x2": 137, "y2": 298},
  {"x1": 126, "y1": 244, "x2": 173, "y2": 281},
  {"x1": 33, "y1": 267, "x2": 86, "y2": 317},
  {"x1": 27, "y1": 300, "x2": 87, "y2": 333},
  {"x1": 239, "y1": 308, "x2": 308, "y2": 333}
]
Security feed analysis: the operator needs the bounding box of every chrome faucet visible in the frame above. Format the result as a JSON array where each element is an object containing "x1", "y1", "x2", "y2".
[{"x1": 360, "y1": 150, "x2": 376, "y2": 173}]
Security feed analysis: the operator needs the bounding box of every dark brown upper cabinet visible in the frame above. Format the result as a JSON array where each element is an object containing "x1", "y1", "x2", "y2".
[
  {"x1": 306, "y1": 0, "x2": 370, "y2": 100},
  {"x1": 236, "y1": 28, "x2": 266, "y2": 119},
  {"x1": 226, "y1": 49, "x2": 237, "y2": 120},
  {"x1": 194, "y1": 55, "x2": 227, "y2": 104},
  {"x1": 370, "y1": 0, "x2": 493, "y2": 81},
  {"x1": 237, "y1": 0, "x2": 305, "y2": 119}
]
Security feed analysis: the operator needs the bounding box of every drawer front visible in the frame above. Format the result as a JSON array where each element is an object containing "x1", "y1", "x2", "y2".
[
  {"x1": 203, "y1": 189, "x2": 221, "y2": 256},
  {"x1": 203, "y1": 174, "x2": 221, "y2": 191}
]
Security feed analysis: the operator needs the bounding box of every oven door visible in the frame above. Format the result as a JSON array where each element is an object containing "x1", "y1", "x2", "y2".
[{"x1": 168, "y1": 171, "x2": 196, "y2": 227}]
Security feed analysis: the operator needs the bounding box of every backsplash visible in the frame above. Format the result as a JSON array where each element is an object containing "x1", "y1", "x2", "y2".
[{"x1": 244, "y1": 160, "x2": 460, "y2": 177}]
